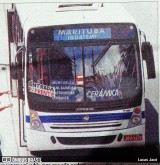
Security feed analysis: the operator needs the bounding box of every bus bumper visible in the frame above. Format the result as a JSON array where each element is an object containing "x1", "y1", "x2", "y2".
[{"x1": 27, "y1": 124, "x2": 145, "y2": 151}]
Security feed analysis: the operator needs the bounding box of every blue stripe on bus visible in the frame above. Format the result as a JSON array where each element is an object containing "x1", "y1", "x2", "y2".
[
  {"x1": 142, "y1": 111, "x2": 145, "y2": 118},
  {"x1": 26, "y1": 111, "x2": 145, "y2": 123},
  {"x1": 26, "y1": 115, "x2": 30, "y2": 122}
]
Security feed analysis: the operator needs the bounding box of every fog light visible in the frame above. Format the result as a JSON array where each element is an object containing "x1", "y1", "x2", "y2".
[
  {"x1": 51, "y1": 136, "x2": 56, "y2": 144},
  {"x1": 117, "y1": 133, "x2": 123, "y2": 142}
]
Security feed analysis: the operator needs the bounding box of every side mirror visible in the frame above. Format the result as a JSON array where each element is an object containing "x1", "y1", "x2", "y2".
[
  {"x1": 10, "y1": 62, "x2": 18, "y2": 80},
  {"x1": 142, "y1": 42, "x2": 156, "y2": 79}
]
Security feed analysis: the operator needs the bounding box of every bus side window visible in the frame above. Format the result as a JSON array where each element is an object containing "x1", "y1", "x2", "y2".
[
  {"x1": 17, "y1": 51, "x2": 25, "y2": 100},
  {"x1": 49, "y1": 47, "x2": 74, "y2": 81},
  {"x1": 120, "y1": 44, "x2": 137, "y2": 78}
]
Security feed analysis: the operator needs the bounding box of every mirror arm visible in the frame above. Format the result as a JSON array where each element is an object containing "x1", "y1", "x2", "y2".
[{"x1": 140, "y1": 30, "x2": 146, "y2": 43}]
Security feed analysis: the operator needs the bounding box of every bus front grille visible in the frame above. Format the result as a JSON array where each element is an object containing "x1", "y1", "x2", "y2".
[
  {"x1": 50, "y1": 123, "x2": 121, "y2": 129},
  {"x1": 50, "y1": 122, "x2": 122, "y2": 130},
  {"x1": 56, "y1": 135, "x2": 116, "y2": 145}
]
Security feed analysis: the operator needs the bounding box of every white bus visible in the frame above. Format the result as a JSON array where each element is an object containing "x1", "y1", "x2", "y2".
[{"x1": 7, "y1": 3, "x2": 156, "y2": 151}]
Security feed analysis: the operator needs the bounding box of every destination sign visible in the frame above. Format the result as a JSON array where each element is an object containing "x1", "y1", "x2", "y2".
[
  {"x1": 28, "y1": 24, "x2": 137, "y2": 43},
  {"x1": 53, "y1": 28, "x2": 111, "y2": 41}
]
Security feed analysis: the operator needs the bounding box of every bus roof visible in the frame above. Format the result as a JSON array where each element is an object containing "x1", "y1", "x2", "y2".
[{"x1": 15, "y1": 3, "x2": 136, "y2": 35}]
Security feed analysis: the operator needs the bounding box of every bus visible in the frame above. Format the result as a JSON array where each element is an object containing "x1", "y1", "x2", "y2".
[{"x1": 7, "y1": 3, "x2": 156, "y2": 151}]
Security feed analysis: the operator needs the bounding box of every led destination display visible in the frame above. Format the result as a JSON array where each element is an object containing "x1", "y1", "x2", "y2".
[
  {"x1": 53, "y1": 28, "x2": 111, "y2": 41},
  {"x1": 28, "y1": 24, "x2": 137, "y2": 43}
]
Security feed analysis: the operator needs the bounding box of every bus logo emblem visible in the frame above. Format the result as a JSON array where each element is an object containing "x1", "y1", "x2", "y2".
[
  {"x1": 76, "y1": 107, "x2": 94, "y2": 111},
  {"x1": 83, "y1": 115, "x2": 89, "y2": 121}
]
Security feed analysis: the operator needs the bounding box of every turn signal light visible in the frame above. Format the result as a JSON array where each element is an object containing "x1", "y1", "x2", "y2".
[
  {"x1": 30, "y1": 112, "x2": 36, "y2": 118},
  {"x1": 134, "y1": 107, "x2": 141, "y2": 114}
]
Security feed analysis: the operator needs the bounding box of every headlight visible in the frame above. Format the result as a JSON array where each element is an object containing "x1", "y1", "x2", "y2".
[
  {"x1": 29, "y1": 110, "x2": 46, "y2": 131},
  {"x1": 131, "y1": 115, "x2": 141, "y2": 125},
  {"x1": 31, "y1": 120, "x2": 40, "y2": 129}
]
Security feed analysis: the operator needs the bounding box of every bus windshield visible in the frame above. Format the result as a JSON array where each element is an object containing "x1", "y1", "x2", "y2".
[
  {"x1": 27, "y1": 42, "x2": 140, "y2": 104},
  {"x1": 27, "y1": 24, "x2": 142, "y2": 111}
]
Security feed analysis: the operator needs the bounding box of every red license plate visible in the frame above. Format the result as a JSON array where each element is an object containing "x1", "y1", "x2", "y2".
[{"x1": 124, "y1": 134, "x2": 143, "y2": 141}]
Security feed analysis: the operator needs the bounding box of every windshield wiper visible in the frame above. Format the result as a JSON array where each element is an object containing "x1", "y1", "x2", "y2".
[{"x1": 93, "y1": 41, "x2": 113, "y2": 67}]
